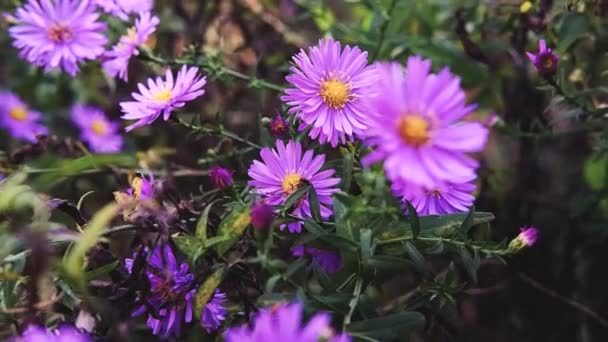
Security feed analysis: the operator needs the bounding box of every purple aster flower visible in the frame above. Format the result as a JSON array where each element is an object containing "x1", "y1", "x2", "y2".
[
  {"x1": 125, "y1": 245, "x2": 195, "y2": 338},
  {"x1": 517, "y1": 225, "x2": 538, "y2": 246},
  {"x1": 0, "y1": 91, "x2": 47, "y2": 143},
  {"x1": 526, "y1": 39, "x2": 559, "y2": 76},
  {"x1": 102, "y1": 12, "x2": 159, "y2": 81},
  {"x1": 268, "y1": 112, "x2": 289, "y2": 139},
  {"x1": 209, "y1": 166, "x2": 233, "y2": 190},
  {"x1": 71, "y1": 105, "x2": 123, "y2": 153},
  {"x1": 201, "y1": 289, "x2": 227, "y2": 333},
  {"x1": 225, "y1": 302, "x2": 350, "y2": 342},
  {"x1": 250, "y1": 200, "x2": 275, "y2": 230},
  {"x1": 248, "y1": 140, "x2": 341, "y2": 233},
  {"x1": 12, "y1": 324, "x2": 90, "y2": 342},
  {"x1": 362, "y1": 57, "x2": 489, "y2": 189},
  {"x1": 120, "y1": 65, "x2": 207, "y2": 131},
  {"x1": 281, "y1": 38, "x2": 377, "y2": 147},
  {"x1": 292, "y1": 245, "x2": 342, "y2": 274},
  {"x1": 95, "y1": 0, "x2": 153, "y2": 20},
  {"x1": 392, "y1": 179, "x2": 476, "y2": 216},
  {"x1": 9, "y1": 0, "x2": 108, "y2": 76}
]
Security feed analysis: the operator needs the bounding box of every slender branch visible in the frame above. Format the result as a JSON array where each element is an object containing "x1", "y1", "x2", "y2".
[
  {"x1": 518, "y1": 272, "x2": 608, "y2": 328},
  {"x1": 173, "y1": 117, "x2": 262, "y2": 149},
  {"x1": 376, "y1": 235, "x2": 509, "y2": 255}
]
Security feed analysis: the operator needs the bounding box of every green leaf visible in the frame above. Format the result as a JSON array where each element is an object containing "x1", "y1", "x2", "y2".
[
  {"x1": 320, "y1": 235, "x2": 358, "y2": 252},
  {"x1": 215, "y1": 204, "x2": 251, "y2": 256},
  {"x1": 193, "y1": 268, "x2": 225, "y2": 321},
  {"x1": 173, "y1": 235, "x2": 204, "y2": 265},
  {"x1": 347, "y1": 311, "x2": 425, "y2": 339},
  {"x1": 405, "y1": 201, "x2": 420, "y2": 238},
  {"x1": 303, "y1": 220, "x2": 326, "y2": 235},
  {"x1": 459, "y1": 207, "x2": 475, "y2": 235},
  {"x1": 557, "y1": 13, "x2": 588, "y2": 52},
  {"x1": 308, "y1": 187, "x2": 322, "y2": 222},
  {"x1": 365, "y1": 255, "x2": 410, "y2": 271},
  {"x1": 282, "y1": 185, "x2": 310, "y2": 213},
  {"x1": 459, "y1": 247, "x2": 479, "y2": 284},
  {"x1": 404, "y1": 242, "x2": 428, "y2": 276},
  {"x1": 196, "y1": 199, "x2": 220, "y2": 243},
  {"x1": 84, "y1": 261, "x2": 118, "y2": 281},
  {"x1": 360, "y1": 229, "x2": 373, "y2": 262}
]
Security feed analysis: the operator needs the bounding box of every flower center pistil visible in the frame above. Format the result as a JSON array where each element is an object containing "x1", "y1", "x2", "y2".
[
  {"x1": 48, "y1": 23, "x2": 73, "y2": 43},
  {"x1": 397, "y1": 115, "x2": 431, "y2": 147},
  {"x1": 153, "y1": 88, "x2": 172, "y2": 102},
  {"x1": 9, "y1": 106, "x2": 28, "y2": 121},
  {"x1": 91, "y1": 120, "x2": 108, "y2": 136},
  {"x1": 282, "y1": 173, "x2": 302, "y2": 194},
  {"x1": 320, "y1": 79, "x2": 350, "y2": 109}
]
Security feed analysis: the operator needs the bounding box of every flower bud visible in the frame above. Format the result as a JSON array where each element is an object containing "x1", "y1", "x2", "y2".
[
  {"x1": 209, "y1": 166, "x2": 233, "y2": 190},
  {"x1": 508, "y1": 225, "x2": 538, "y2": 251},
  {"x1": 250, "y1": 201, "x2": 275, "y2": 230}
]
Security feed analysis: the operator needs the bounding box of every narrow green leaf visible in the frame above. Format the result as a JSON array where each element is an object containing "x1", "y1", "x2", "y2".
[
  {"x1": 193, "y1": 268, "x2": 225, "y2": 320},
  {"x1": 308, "y1": 186, "x2": 322, "y2": 222},
  {"x1": 320, "y1": 235, "x2": 358, "y2": 252},
  {"x1": 215, "y1": 204, "x2": 251, "y2": 256},
  {"x1": 360, "y1": 229, "x2": 373, "y2": 262},
  {"x1": 365, "y1": 255, "x2": 410, "y2": 271},
  {"x1": 303, "y1": 219, "x2": 326, "y2": 235},
  {"x1": 173, "y1": 235, "x2": 204, "y2": 265},
  {"x1": 459, "y1": 247, "x2": 479, "y2": 284},
  {"x1": 459, "y1": 207, "x2": 475, "y2": 235},
  {"x1": 196, "y1": 199, "x2": 220, "y2": 242},
  {"x1": 84, "y1": 261, "x2": 118, "y2": 281},
  {"x1": 347, "y1": 311, "x2": 425, "y2": 339},
  {"x1": 405, "y1": 201, "x2": 420, "y2": 238},
  {"x1": 404, "y1": 242, "x2": 428, "y2": 276},
  {"x1": 282, "y1": 185, "x2": 310, "y2": 213}
]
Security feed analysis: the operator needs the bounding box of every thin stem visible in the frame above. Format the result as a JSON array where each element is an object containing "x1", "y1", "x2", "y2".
[
  {"x1": 376, "y1": 235, "x2": 508, "y2": 255},
  {"x1": 344, "y1": 276, "x2": 364, "y2": 327},
  {"x1": 174, "y1": 117, "x2": 262, "y2": 149}
]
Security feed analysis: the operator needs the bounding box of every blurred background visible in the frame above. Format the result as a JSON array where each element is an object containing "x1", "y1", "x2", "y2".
[{"x1": 1, "y1": 0, "x2": 608, "y2": 341}]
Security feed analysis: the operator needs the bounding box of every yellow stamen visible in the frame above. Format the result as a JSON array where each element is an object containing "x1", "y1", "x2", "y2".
[
  {"x1": 48, "y1": 23, "x2": 73, "y2": 43},
  {"x1": 91, "y1": 120, "x2": 108, "y2": 136},
  {"x1": 282, "y1": 173, "x2": 302, "y2": 194},
  {"x1": 520, "y1": 1, "x2": 533, "y2": 13},
  {"x1": 397, "y1": 115, "x2": 431, "y2": 147},
  {"x1": 320, "y1": 78, "x2": 350, "y2": 109},
  {"x1": 153, "y1": 88, "x2": 172, "y2": 102},
  {"x1": 9, "y1": 107, "x2": 28, "y2": 121},
  {"x1": 124, "y1": 27, "x2": 138, "y2": 43}
]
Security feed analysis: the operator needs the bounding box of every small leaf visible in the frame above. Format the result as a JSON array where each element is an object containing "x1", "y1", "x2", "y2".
[
  {"x1": 281, "y1": 185, "x2": 310, "y2": 213},
  {"x1": 215, "y1": 204, "x2": 251, "y2": 256},
  {"x1": 173, "y1": 235, "x2": 204, "y2": 265},
  {"x1": 308, "y1": 187, "x2": 322, "y2": 222},
  {"x1": 320, "y1": 235, "x2": 358, "y2": 252},
  {"x1": 84, "y1": 261, "x2": 118, "y2": 281},
  {"x1": 365, "y1": 255, "x2": 410, "y2": 271},
  {"x1": 193, "y1": 268, "x2": 225, "y2": 321},
  {"x1": 459, "y1": 247, "x2": 479, "y2": 284},
  {"x1": 404, "y1": 242, "x2": 428, "y2": 276},
  {"x1": 360, "y1": 229, "x2": 373, "y2": 262},
  {"x1": 196, "y1": 199, "x2": 220, "y2": 243},
  {"x1": 405, "y1": 201, "x2": 420, "y2": 238},
  {"x1": 347, "y1": 311, "x2": 425, "y2": 339},
  {"x1": 459, "y1": 207, "x2": 475, "y2": 235},
  {"x1": 303, "y1": 220, "x2": 326, "y2": 235}
]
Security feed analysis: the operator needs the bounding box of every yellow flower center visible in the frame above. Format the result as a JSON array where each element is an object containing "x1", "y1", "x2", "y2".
[
  {"x1": 397, "y1": 115, "x2": 431, "y2": 147},
  {"x1": 320, "y1": 79, "x2": 350, "y2": 109},
  {"x1": 48, "y1": 23, "x2": 73, "y2": 43},
  {"x1": 153, "y1": 88, "x2": 172, "y2": 102},
  {"x1": 519, "y1": 1, "x2": 533, "y2": 13},
  {"x1": 282, "y1": 173, "x2": 302, "y2": 194},
  {"x1": 125, "y1": 27, "x2": 138, "y2": 43},
  {"x1": 91, "y1": 120, "x2": 108, "y2": 136},
  {"x1": 9, "y1": 106, "x2": 28, "y2": 121}
]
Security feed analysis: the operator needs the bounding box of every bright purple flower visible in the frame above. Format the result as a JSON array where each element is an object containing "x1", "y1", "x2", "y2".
[
  {"x1": 526, "y1": 39, "x2": 559, "y2": 76},
  {"x1": 209, "y1": 166, "x2": 233, "y2": 190},
  {"x1": 103, "y1": 12, "x2": 159, "y2": 81},
  {"x1": 71, "y1": 105, "x2": 123, "y2": 153},
  {"x1": 95, "y1": 0, "x2": 153, "y2": 20},
  {"x1": 281, "y1": 38, "x2": 377, "y2": 147},
  {"x1": 125, "y1": 245, "x2": 195, "y2": 337},
  {"x1": 0, "y1": 91, "x2": 47, "y2": 143},
  {"x1": 362, "y1": 57, "x2": 488, "y2": 189},
  {"x1": 201, "y1": 290, "x2": 227, "y2": 333},
  {"x1": 292, "y1": 245, "x2": 342, "y2": 274},
  {"x1": 250, "y1": 201, "x2": 275, "y2": 230},
  {"x1": 120, "y1": 66, "x2": 207, "y2": 131},
  {"x1": 225, "y1": 302, "x2": 350, "y2": 342},
  {"x1": 9, "y1": 0, "x2": 107, "y2": 76},
  {"x1": 269, "y1": 113, "x2": 289, "y2": 139},
  {"x1": 248, "y1": 140, "x2": 340, "y2": 233},
  {"x1": 392, "y1": 179, "x2": 476, "y2": 216},
  {"x1": 12, "y1": 324, "x2": 90, "y2": 342},
  {"x1": 517, "y1": 225, "x2": 538, "y2": 246}
]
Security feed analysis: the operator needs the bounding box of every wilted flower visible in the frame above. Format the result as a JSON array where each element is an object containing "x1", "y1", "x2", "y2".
[
  {"x1": 526, "y1": 39, "x2": 559, "y2": 76},
  {"x1": 250, "y1": 201, "x2": 275, "y2": 230},
  {"x1": 392, "y1": 179, "x2": 476, "y2": 216},
  {"x1": 9, "y1": 0, "x2": 107, "y2": 76},
  {"x1": 12, "y1": 324, "x2": 90, "y2": 342},
  {"x1": 113, "y1": 174, "x2": 155, "y2": 219},
  {"x1": 120, "y1": 66, "x2": 207, "y2": 131},
  {"x1": 95, "y1": 0, "x2": 154, "y2": 20},
  {"x1": 292, "y1": 245, "x2": 342, "y2": 274},
  {"x1": 209, "y1": 166, "x2": 233, "y2": 190},
  {"x1": 363, "y1": 57, "x2": 488, "y2": 189},
  {"x1": 248, "y1": 140, "x2": 340, "y2": 233},
  {"x1": 71, "y1": 105, "x2": 123, "y2": 153},
  {"x1": 103, "y1": 12, "x2": 159, "y2": 81},
  {"x1": 268, "y1": 113, "x2": 289, "y2": 139},
  {"x1": 201, "y1": 290, "x2": 227, "y2": 333},
  {"x1": 0, "y1": 91, "x2": 47, "y2": 143},
  {"x1": 125, "y1": 245, "x2": 196, "y2": 338},
  {"x1": 282, "y1": 38, "x2": 377, "y2": 147},
  {"x1": 225, "y1": 302, "x2": 350, "y2": 342}
]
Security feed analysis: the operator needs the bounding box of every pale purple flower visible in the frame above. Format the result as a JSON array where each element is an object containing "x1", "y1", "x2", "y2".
[
  {"x1": 125, "y1": 245, "x2": 195, "y2": 338},
  {"x1": 71, "y1": 105, "x2": 123, "y2": 153},
  {"x1": 281, "y1": 38, "x2": 377, "y2": 147},
  {"x1": 225, "y1": 302, "x2": 350, "y2": 342},
  {"x1": 120, "y1": 65, "x2": 207, "y2": 131},
  {"x1": 9, "y1": 0, "x2": 108, "y2": 76},
  {"x1": 12, "y1": 324, "x2": 90, "y2": 342},
  {"x1": 250, "y1": 201, "x2": 275, "y2": 230},
  {"x1": 248, "y1": 140, "x2": 340, "y2": 233},
  {"x1": 0, "y1": 91, "x2": 47, "y2": 143},
  {"x1": 201, "y1": 290, "x2": 227, "y2": 333},
  {"x1": 209, "y1": 166, "x2": 233, "y2": 190},
  {"x1": 292, "y1": 245, "x2": 342, "y2": 274},
  {"x1": 95, "y1": 0, "x2": 153, "y2": 20},
  {"x1": 102, "y1": 12, "x2": 159, "y2": 81},
  {"x1": 362, "y1": 57, "x2": 488, "y2": 189},
  {"x1": 526, "y1": 39, "x2": 559, "y2": 75},
  {"x1": 392, "y1": 179, "x2": 476, "y2": 216}
]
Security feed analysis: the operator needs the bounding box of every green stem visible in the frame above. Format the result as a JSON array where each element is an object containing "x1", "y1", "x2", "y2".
[
  {"x1": 174, "y1": 117, "x2": 262, "y2": 149},
  {"x1": 377, "y1": 235, "x2": 508, "y2": 255}
]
